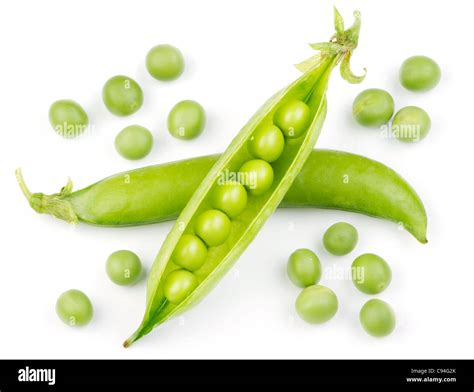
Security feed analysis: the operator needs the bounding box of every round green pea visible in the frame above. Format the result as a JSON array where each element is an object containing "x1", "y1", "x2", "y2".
[
  {"x1": 102, "y1": 75, "x2": 143, "y2": 116},
  {"x1": 399, "y1": 55, "x2": 441, "y2": 92},
  {"x1": 106, "y1": 250, "x2": 142, "y2": 286},
  {"x1": 274, "y1": 100, "x2": 311, "y2": 138},
  {"x1": 163, "y1": 269, "x2": 198, "y2": 304},
  {"x1": 323, "y1": 222, "x2": 358, "y2": 256},
  {"x1": 172, "y1": 234, "x2": 207, "y2": 271},
  {"x1": 115, "y1": 125, "x2": 153, "y2": 160},
  {"x1": 167, "y1": 100, "x2": 206, "y2": 140},
  {"x1": 287, "y1": 249, "x2": 321, "y2": 288},
  {"x1": 247, "y1": 124, "x2": 285, "y2": 162},
  {"x1": 195, "y1": 209, "x2": 231, "y2": 247},
  {"x1": 146, "y1": 44, "x2": 184, "y2": 81},
  {"x1": 56, "y1": 289, "x2": 93, "y2": 327},
  {"x1": 360, "y1": 299, "x2": 396, "y2": 337},
  {"x1": 49, "y1": 99, "x2": 89, "y2": 138},
  {"x1": 295, "y1": 285, "x2": 338, "y2": 324},
  {"x1": 392, "y1": 106, "x2": 431, "y2": 143},
  {"x1": 351, "y1": 253, "x2": 392, "y2": 294},
  {"x1": 352, "y1": 88, "x2": 394, "y2": 127},
  {"x1": 211, "y1": 181, "x2": 248, "y2": 218},
  {"x1": 239, "y1": 159, "x2": 274, "y2": 196}
]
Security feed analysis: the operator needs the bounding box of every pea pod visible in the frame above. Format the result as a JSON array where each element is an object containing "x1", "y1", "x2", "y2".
[
  {"x1": 119, "y1": 9, "x2": 365, "y2": 346},
  {"x1": 16, "y1": 149, "x2": 427, "y2": 242}
]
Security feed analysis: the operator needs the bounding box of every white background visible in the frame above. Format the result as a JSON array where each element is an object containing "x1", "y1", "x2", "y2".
[{"x1": 1, "y1": 0, "x2": 473, "y2": 359}]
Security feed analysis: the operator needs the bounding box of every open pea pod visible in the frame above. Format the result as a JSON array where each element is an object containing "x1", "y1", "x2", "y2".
[{"x1": 125, "y1": 8, "x2": 365, "y2": 347}]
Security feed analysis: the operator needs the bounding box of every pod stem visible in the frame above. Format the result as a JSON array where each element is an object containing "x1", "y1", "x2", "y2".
[
  {"x1": 15, "y1": 168, "x2": 79, "y2": 224},
  {"x1": 296, "y1": 8, "x2": 366, "y2": 84}
]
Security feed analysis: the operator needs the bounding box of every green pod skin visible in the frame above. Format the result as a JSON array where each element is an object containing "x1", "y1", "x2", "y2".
[
  {"x1": 16, "y1": 149, "x2": 428, "y2": 243},
  {"x1": 121, "y1": 10, "x2": 365, "y2": 346}
]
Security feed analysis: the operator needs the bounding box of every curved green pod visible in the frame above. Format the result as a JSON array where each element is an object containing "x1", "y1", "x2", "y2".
[
  {"x1": 16, "y1": 149, "x2": 427, "y2": 243},
  {"x1": 122, "y1": 9, "x2": 365, "y2": 346}
]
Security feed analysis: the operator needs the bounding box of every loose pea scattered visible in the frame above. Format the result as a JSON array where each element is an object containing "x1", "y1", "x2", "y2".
[
  {"x1": 163, "y1": 269, "x2": 198, "y2": 304},
  {"x1": 352, "y1": 88, "x2": 394, "y2": 127},
  {"x1": 392, "y1": 106, "x2": 431, "y2": 143},
  {"x1": 194, "y1": 209, "x2": 231, "y2": 247},
  {"x1": 106, "y1": 250, "x2": 143, "y2": 286},
  {"x1": 247, "y1": 124, "x2": 285, "y2": 162},
  {"x1": 49, "y1": 99, "x2": 89, "y2": 138},
  {"x1": 399, "y1": 55, "x2": 441, "y2": 92},
  {"x1": 287, "y1": 249, "x2": 322, "y2": 288},
  {"x1": 323, "y1": 222, "x2": 358, "y2": 256},
  {"x1": 115, "y1": 125, "x2": 154, "y2": 160},
  {"x1": 352, "y1": 253, "x2": 391, "y2": 294},
  {"x1": 274, "y1": 100, "x2": 311, "y2": 138},
  {"x1": 359, "y1": 298, "x2": 396, "y2": 337},
  {"x1": 211, "y1": 181, "x2": 248, "y2": 219},
  {"x1": 56, "y1": 289, "x2": 93, "y2": 327},
  {"x1": 295, "y1": 285, "x2": 338, "y2": 324},
  {"x1": 167, "y1": 100, "x2": 206, "y2": 140},
  {"x1": 238, "y1": 159, "x2": 274, "y2": 196},
  {"x1": 102, "y1": 75, "x2": 143, "y2": 116},
  {"x1": 146, "y1": 44, "x2": 184, "y2": 81},
  {"x1": 172, "y1": 234, "x2": 207, "y2": 271}
]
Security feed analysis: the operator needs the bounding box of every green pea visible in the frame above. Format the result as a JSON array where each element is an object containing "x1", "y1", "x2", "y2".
[
  {"x1": 195, "y1": 209, "x2": 231, "y2": 247},
  {"x1": 146, "y1": 44, "x2": 184, "y2": 81},
  {"x1": 352, "y1": 253, "x2": 391, "y2": 294},
  {"x1": 352, "y1": 88, "x2": 394, "y2": 127},
  {"x1": 167, "y1": 100, "x2": 206, "y2": 140},
  {"x1": 247, "y1": 124, "x2": 285, "y2": 162},
  {"x1": 392, "y1": 106, "x2": 431, "y2": 143},
  {"x1": 56, "y1": 289, "x2": 93, "y2": 327},
  {"x1": 287, "y1": 248, "x2": 321, "y2": 288},
  {"x1": 106, "y1": 250, "x2": 142, "y2": 286},
  {"x1": 323, "y1": 222, "x2": 358, "y2": 256},
  {"x1": 102, "y1": 75, "x2": 143, "y2": 116},
  {"x1": 49, "y1": 99, "x2": 89, "y2": 138},
  {"x1": 359, "y1": 299, "x2": 396, "y2": 337},
  {"x1": 273, "y1": 100, "x2": 311, "y2": 138},
  {"x1": 239, "y1": 159, "x2": 274, "y2": 196},
  {"x1": 172, "y1": 234, "x2": 207, "y2": 271},
  {"x1": 211, "y1": 181, "x2": 248, "y2": 218},
  {"x1": 295, "y1": 285, "x2": 338, "y2": 324},
  {"x1": 163, "y1": 269, "x2": 198, "y2": 304},
  {"x1": 115, "y1": 125, "x2": 153, "y2": 160},
  {"x1": 399, "y1": 55, "x2": 441, "y2": 92}
]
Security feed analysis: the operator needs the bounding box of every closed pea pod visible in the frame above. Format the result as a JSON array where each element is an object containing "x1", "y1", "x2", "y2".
[
  {"x1": 16, "y1": 149, "x2": 427, "y2": 243},
  {"x1": 123, "y1": 9, "x2": 365, "y2": 346}
]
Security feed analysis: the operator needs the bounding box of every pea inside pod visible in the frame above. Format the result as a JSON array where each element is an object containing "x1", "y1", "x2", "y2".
[{"x1": 124, "y1": 8, "x2": 365, "y2": 347}]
